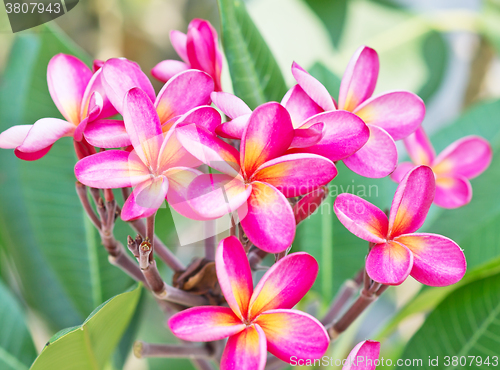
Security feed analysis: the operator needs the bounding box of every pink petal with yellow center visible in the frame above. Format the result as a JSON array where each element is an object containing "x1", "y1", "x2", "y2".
[
  {"x1": 121, "y1": 176, "x2": 169, "y2": 221},
  {"x1": 338, "y1": 46, "x2": 379, "y2": 112},
  {"x1": 211, "y1": 92, "x2": 252, "y2": 119},
  {"x1": 239, "y1": 182, "x2": 295, "y2": 253},
  {"x1": 81, "y1": 68, "x2": 118, "y2": 121},
  {"x1": 84, "y1": 120, "x2": 131, "y2": 148},
  {"x1": 216, "y1": 236, "x2": 254, "y2": 320},
  {"x1": 390, "y1": 162, "x2": 415, "y2": 183},
  {"x1": 169, "y1": 306, "x2": 245, "y2": 342},
  {"x1": 74, "y1": 150, "x2": 150, "y2": 189},
  {"x1": 0, "y1": 125, "x2": 32, "y2": 149},
  {"x1": 291, "y1": 111, "x2": 369, "y2": 161},
  {"x1": 241, "y1": 102, "x2": 294, "y2": 177},
  {"x1": 255, "y1": 309, "x2": 329, "y2": 363},
  {"x1": 289, "y1": 123, "x2": 324, "y2": 149},
  {"x1": 221, "y1": 325, "x2": 267, "y2": 370},
  {"x1": 252, "y1": 153, "x2": 337, "y2": 197},
  {"x1": 157, "y1": 123, "x2": 201, "y2": 170},
  {"x1": 248, "y1": 252, "x2": 318, "y2": 319},
  {"x1": 176, "y1": 124, "x2": 241, "y2": 176},
  {"x1": 74, "y1": 92, "x2": 103, "y2": 141},
  {"x1": 47, "y1": 54, "x2": 93, "y2": 124},
  {"x1": 15, "y1": 118, "x2": 75, "y2": 155},
  {"x1": 154, "y1": 69, "x2": 214, "y2": 124},
  {"x1": 434, "y1": 175, "x2": 472, "y2": 209},
  {"x1": 395, "y1": 233, "x2": 466, "y2": 286},
  {"x1": 282, "y1": 85, "x2": 324, "y2": 128},
  {"x1": 342, "y1": 340, "x2": 380, "y2": 370},
  {"x1": 343, "y1": 125, "x2": 398, "y2": 178},
  {"x1": 366, "y1": 241, "x2": 413, "y2": 285},
  {"x1": 164, "y1": 167, "x2": 204, "y2": 220},
  {"x1": 170, "y1": 30, "x2": 189, "y2": 62},
  {"x1": 151, "y1": 60, "x2": 190, "y2": 83},
  {"x1": 334, "y1": 193, "x2": 389, "y2": 243},
  {"x1": 403, "y1": 127, "x2": 435, "y2": 166},
  {"x1": 187, "y1": 173, "x2": 251, "y2": 219},
  {"x1": 388, "y1": 165, "x2": 435, "y2": 238},
  {"x1": 123, "y1": 88, "x2": 163, "y2": 168},
  {"x1": 291, "y1": 62, "x2": 336, "y2": 112},
  {"x1": 433, "y1": 136, "x2": 492, "y2": 179},
  {"x1": 175, "y1": 106, "x2": 221, "y2": 134},
  {"x1": 354, "y1": 91, "x2": 425, "y2": 140},
  {"x1": 102, "y1": 58, "x2": 156, "y2": 114},
  {"x1": 215, "y1": 115, "x2": 250, "y2": 140}
]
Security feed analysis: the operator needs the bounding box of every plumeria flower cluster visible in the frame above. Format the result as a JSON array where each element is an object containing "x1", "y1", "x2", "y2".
[{"x1": 0, "y1": 16, "x2": 493, "y2": 369}]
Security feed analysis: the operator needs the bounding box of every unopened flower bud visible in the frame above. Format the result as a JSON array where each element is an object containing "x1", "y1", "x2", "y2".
[{"x1": 293, "y1": 186, "x2": 328, "y2": 225}]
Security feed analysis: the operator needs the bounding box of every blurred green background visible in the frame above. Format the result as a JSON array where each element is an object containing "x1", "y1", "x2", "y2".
[{"x1": 1, "y1": 0, "x2": 500, "y2": 369}]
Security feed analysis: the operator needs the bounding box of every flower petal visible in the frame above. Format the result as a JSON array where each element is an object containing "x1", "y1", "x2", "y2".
[
  {"x1": 354, "y1": 91, "x2": 425, "y2": 140},
  {"x1": 169, "y1": 306, "x2": 245, "y2": 342},
  {"x1": 175, "y1": 106, "x2": 221, "y2": 134},
  {"x1": 239, "y1": 182, "x2": 295, "y2": 253},
  {"x1": 47, "y1": 54, "x2": 93, "y2": 124},
  {"x1": 123, "y1": 88, "x2": 163, "y2": 168},
  {"x1": 221, "y1": 325, "x2": 267, "y2": 370},
  {"x1": 84, "y1": 120, "x2": 131, "y2": 148},
  {"x1": 216, "y1": 236, "x2": 254, "y2": 320},
  {"x1": 102, "y1": 58, "x2": 156, "y2": 114},
  {"x1": 366, "y1": 241, "x2": 413, "y2": 285},
  {"x1": 0, "y1": 125, "x2": 32, "y2": 149},
  {"x1": 343, "y1": 125, "x2": 398, "y2": 178},
  {"x1": 151, "y1": 60, "x2": 190, "y2": 83},
  {"x1": 121, "y1": 176, "x2": 169, "y2": 221},
  {"x1": 170, "y1": 30, "x2": 189, "y2": 62},
  {"x1": 291, "y1": 110, "x2": 369, "y2": 161},
  {"x1": 388, "y1": 165, "x2": 435, "y2": 237},
  {"x1": 255, "y1": 309, "x2": 329, "y2": 363},
  {"x1": 155, "y1": 69, "x2": 214, "y2": 124},
  {"x1": 211, "y1": 92, "x2": 252, "y2": 119},
  {"x1": 403, "y1": 127, "x2": 435, "y2": 166},
  {"x1": 176, "y1": 124, "x2": 241, "y2": 176},
  {"x1": 14, "y1": 147, "x2": 52, "y2": 161},
  {"x1": 433, "y1": 136, "x2": 492, "y2": 179},
  {"x1": 338, "y1": 46, "x2": 379, "y2": 112},
  {"x1": 157, "y1": 124, "x2": 201, "y2": 170},
  {"x1": 390, "y1": 162, "x2": 415, "y2": 183},
  {"x1": 395, "y1": 233, "x2": 466, "y2": 286},
  {"x1": 289, "y1": 123, "x2": 324, "y2": 149},
  {"x1": 241, "y1": 102, "x2": 294, "y2": 177},
  {"x1": 434, "y1": 175, "x2": 472, "y2": 209},
  {"x1": 187, "y1": 173, "x2": 251, "y2": 219},
  {"x1": 282, "y1": 85, "x2": 325, "y2": 129},
  {"x1": 74, "y1": 150, "x2": 150, "y2": 188},
  {"x1": 15, "y1": 118, "x2": 75, "y2": 154},
  {"x1": 342, "y1": 340, "x2": 380, "y2": 370},
  {"x1": 215, "y1": 114, "x2": 250, "y2": 140},
  {"x1": 334, "y1": 193, "x2": 388, "y2": 243},
  {"x1": 248, "y1": 251, "x2": 318, "y2": 319},
  {"x1": 291, "y1": 62, "x2": 336, "y2": 111},
  {"x1": 164, "y1": 167, "x2": 204, "y2": 220},
  {"x1": 81, "y1": 68, "x2": 118, "y2": 121},
  {"x1": 252, "y1": 153, "x2": 337, "y2": 197}
]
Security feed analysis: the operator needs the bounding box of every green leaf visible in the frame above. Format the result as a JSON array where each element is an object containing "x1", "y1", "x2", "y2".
[
  {"x1": 308, "y1": 62, "x2": 341, "y2": 102},
  {"x1": 480, "y1": 0, "x2": 500, "y2": 54},
  {"x1": 302, "y1": 0, "x2": 348, "y2": 48},
  {"x1": 0, "y1": 281, "x2": 37, "y2": 370},
  {"x1": 217, "y1": 0, "x2": 288, "y2": 109},
  {"x1": 400, "y1": 273, "x2": 500, "y2": 366},
  {"x1": 0, "y1": 24, "x2": 132, "y2": 330},
  {"x1": 417, "y1": 31, "x2": 449, "y2": 102},
  {"x1": 30, "y1": 284, "x2": 142, "y2": 370}
]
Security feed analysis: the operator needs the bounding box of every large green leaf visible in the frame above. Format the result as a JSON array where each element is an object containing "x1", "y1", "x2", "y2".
[
  {"x1": 30, "y1": 284, "x2": 142, "y2": 370},
  {"x1": 302, "y1": 0, "x2": 348, "y2": 48},
  {"x1": 217, "y1": 0, "x2": 288, "y2": 109},
  {"x1": 0, "y1": 24, "x2": 132, "y2": 330},
  {"x1": 0, "y1": 281, "x2": 37, "y2": 370},
  {"x1": 400, "y1": 273, "x2": 500, "y2": 367}
]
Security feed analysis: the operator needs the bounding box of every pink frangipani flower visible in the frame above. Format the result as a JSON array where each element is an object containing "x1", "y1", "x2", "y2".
[
  {"x1": 289, "y1": 48, "x2": 425, "y2": 178},
  {"x1": 152, "y1": 19, "x2": 223, "y2": 91},
  {"x1": 0, "y1": 54, "x2": 116, "y2": 160},
  {"x1": 176, "y1": 102, "x2": 337, "y2": 253},
  {"x1": 169, "y1": 236, "x2": 330, "y2": 370},
  {"x1": 342, "y1": 340, "x2": 380, "y2": 370},
  {"x1": 75, "y1": 87, "x2": 202, "y2": 221},
  {"x1": 85, "y1": 58, "x2": 218, "y2": 149},
  {"x1": 391, "y1": 127, "x2": 492, "y2": 208},
  {"x1": 334, "y1": 165, "x2": 466, "y2": 286}
]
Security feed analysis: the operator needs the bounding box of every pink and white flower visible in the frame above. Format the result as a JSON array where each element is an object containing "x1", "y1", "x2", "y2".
[
  {"x1": 169, "y1": 236, "x2": 330, "y2": 370},
  {"x1": 334, "y1": 165, "x2": 466, "y2": 286},
  {"x1": 342, "y1": 340, "x2": 380, "y2": 370},
  {"x1": 391, "y1": 127, "x2": 492, "y2": 208}
]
